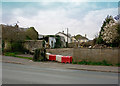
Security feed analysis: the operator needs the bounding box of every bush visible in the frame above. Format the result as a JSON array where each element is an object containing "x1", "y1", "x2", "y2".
[
  {"x1": 55, "y1": 36, "x2": 62, "y2": 48},
  {"x1": 5, "y1": 41, "x2": 27, "y2": 53},
  {"x1": 33, "y1": 48, "x2": 47, "y2": 61},
  {"x1": 33, "y1": 49, "x2": 40, "y2": 61},
  {"x1": 11, "y1": 42, "x2": 22, "y2": 51},
  {"x1": 96, "y1": 36, "x2": 104, "y2": 44},
  {"x1": 40, "y1": 48, "x2": 47, "y2": 61}
]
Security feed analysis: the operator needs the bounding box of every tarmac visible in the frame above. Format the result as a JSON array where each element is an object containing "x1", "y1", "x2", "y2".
[{"x1": 2, "y1": 55, "x2": 119, "y2": 73}]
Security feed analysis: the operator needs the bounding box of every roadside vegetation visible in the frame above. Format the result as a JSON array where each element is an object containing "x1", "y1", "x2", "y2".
[
  {"x1": 72, "y1": 59, "x2": 120, "y2": 67},
  {"x1": 94, "y1": 15, "x2": 120, "y2": 47},
  {"x1": 4, "y1": 52, "x2": 33, "y2": 60},
  {"x1": 33, "y1": 48, "x2": 47, "y2": 62},
  {"x1": 1, "y1": 24, "x2": 38, "y2": 53},
  {"x1": 4, "y1": 48, "x2": 47, "y2": 62}
]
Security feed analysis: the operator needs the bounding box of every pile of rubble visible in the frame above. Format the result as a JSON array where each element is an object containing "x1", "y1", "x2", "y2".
[{"x1": 92, "y1": 44, "x2": 112, "y2": 49}]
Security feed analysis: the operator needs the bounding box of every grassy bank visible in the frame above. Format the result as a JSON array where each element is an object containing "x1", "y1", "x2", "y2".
[
  {"x1": 4, "y1": 52, "x2": 33, "y2": 60},
  {"x1": 72, "y1": 60, "x2": 120, "y2": 67}
]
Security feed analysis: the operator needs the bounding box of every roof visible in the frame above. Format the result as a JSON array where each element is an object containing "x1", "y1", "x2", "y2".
[
  {"x1": 56, "y1": 32, "x2": 71, "y2": 38},
  {"x1": 74, "y1": 34, "x2": 88, "y2": 40}
]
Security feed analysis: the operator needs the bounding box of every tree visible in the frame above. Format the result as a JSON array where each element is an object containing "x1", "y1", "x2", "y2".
[
  {"x1": 55, "y1": 36, "x2": 62, "y2": 48},
  {"x1": 96, "y1": 15, "x2": 119, "y2": 47},
  {"x1": 2, "y1": 25, "x2": 25, "y2": 42},
  {"x1": 96, "y1": 15, "x2": 115, "y2": 44},
  {"x1": 101, "y1": 23, "x2": 118, "y2": 44},
  {"x1": 1, "y1": 24, "x2": 26, "y2": 52},
  {"x1": 25, "y1": 27, "x2": 38, "y2": 40},
  {"x1": 74, "y1": 34, "x2": 88, "y2": 41}
]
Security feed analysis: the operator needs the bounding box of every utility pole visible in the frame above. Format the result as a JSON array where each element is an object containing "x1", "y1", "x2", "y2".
[{"x1": 67, "y1": 28, "x2": 68, "y2": 48}]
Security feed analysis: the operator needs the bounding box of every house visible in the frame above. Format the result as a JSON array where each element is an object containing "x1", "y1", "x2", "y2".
[
  {"x1": 49, "y1": 37, "x2": 56, "y2": 48},
  {"x1": 56, "y1": 31, "x2": 72, "y2": 43},
  {"x1": 78, "y1": 38, "x2": 88, "y2": 43},
  {"x1": 75, "y1": 34, "x2": 89, "y2": 43},
  {"x1": 59, "y1": 36, "x2": 66, "y2": 47},
  {"x1": 71, "y1": 36, "x2": 78, "y2": 43},
  {"x1": 44, "y1": 35, "x2": 56, "y2": 48}
]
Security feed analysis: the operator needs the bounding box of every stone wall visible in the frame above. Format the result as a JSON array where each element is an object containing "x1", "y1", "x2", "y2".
[
  {"x1": 73, "y1": 48, "x2": 119, "y2": 65},
  {"x1": 24, "y1": 40, "x2": 43, "y2": 53},
  {"x1": 46, "y1": 48, "x2": 119, "y2": 65},
  {"x1": 4, "y1": 41, "x2": 11, "y2": 51}
]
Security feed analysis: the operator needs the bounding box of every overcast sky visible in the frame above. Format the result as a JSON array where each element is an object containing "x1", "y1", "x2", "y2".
[{"x1": 1, "y1": 0, "x2": 119, "y2": 39}]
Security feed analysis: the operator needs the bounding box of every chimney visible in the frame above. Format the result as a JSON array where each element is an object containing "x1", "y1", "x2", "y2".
[{"x1": 15, "y1": 24, "x2": 19, "y2": 28}]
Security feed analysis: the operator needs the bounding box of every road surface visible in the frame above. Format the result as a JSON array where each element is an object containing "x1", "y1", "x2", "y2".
[{"x1": 2, "y1": 62, "x2": 118, "y2": 84}]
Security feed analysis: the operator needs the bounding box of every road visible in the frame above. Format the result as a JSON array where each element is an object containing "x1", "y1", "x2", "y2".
[{"x1": 2, "y1": 62, "x2": 118, "y2": 84}]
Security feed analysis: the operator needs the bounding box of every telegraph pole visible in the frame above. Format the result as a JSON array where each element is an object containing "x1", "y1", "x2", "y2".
[{"x1": 67, "y1": 28, "x2": 68, "y2": 48}]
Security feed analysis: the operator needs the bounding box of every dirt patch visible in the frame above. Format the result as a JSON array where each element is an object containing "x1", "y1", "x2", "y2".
[{"x1": 46, "y1": 48, "x2": 73, "y2": 56}]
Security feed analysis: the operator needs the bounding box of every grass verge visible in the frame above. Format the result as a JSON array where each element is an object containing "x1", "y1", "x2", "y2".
[
  {"x1": 72, "y1": 60, "x2": 119, "y2": 66},
  {"x1": 4, "y1": 52, "x2": 33, "y2": 60}
]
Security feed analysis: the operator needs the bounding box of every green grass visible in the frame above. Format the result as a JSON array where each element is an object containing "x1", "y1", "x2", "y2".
[
  {"x1": 14, "y1": 56, "x2": 33, "y2": 60},
  {"x1": 72, "y1": 61, "x2": 77, "y2": 64},
  {"x1": 72, "y1": 60, "x2": 113, "y2": 66},
  {"x1": 4, "y1": 52, "x2": 32, "y2": 60},
  {"x1": 4, "y1": 52, "x2": 16, "y2": 57},
  {"x1": 116, "y1": 63, "x2": 120, "y2": 67},
  {"x1": 4, "y1": 52, "x2": 45, "y2": 61}
]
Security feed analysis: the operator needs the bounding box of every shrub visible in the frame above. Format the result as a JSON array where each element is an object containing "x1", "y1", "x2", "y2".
[
  {"x1": 40, "y1": 48, "x2": 47, "y2": 61},
  {"x1": 5, "y1": 41, "x2": 28, "y2": 53},
  {"x1": 101, "y1": 60, "x2": 113, "y2": 66},
  {"x1": 33, "y1": 48, "x2": 47, "y2": 61},
  {"x1": 33, "y1": 49, "x2": 40, "y2": 61},
  {"x1": 55, "y1": 36, "x2": 62, "y2": 48}
]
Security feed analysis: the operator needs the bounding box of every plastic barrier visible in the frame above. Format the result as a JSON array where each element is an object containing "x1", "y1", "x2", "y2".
[
  {"x1": 46, "y1": 53, "x2": 51, "y2": 60},
  {"x1": 49, "y1": 54, "x2": 56, "y2": 61},
  {"x1": 46, "y1": 53, "x2": 72, "y2": 63},
  {"x1": 70, "y1": 56, "x2": 72, "y2": 63},
  {"x1": 56, "y1": 55, "x2": 62, "y2": 62},
  {"x1": 61, "y1": 56, "x2": 72, "y2": 63}
]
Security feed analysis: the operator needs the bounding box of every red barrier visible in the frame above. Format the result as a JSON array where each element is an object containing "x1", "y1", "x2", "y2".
[
  {"x1": 49, "y1": 55, "x2": 56, "y2": 61},
  {"x1": 61, "y1": 56, "x2": 72, "y2": 63},
  {"x1": 70, "y1": 56, "x2": 72, "y2": 63}
]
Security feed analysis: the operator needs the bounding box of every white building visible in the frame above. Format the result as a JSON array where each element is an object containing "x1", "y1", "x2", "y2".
[
  {"x1": 49, "y1": 37, "x2": 56, "y2": 48},
  {"x1": 71, "y1": 36, "x2": 78, "y2": 43},
  {"x1": 56, "y1": 31, "x2": 71, "y2": 43}
]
